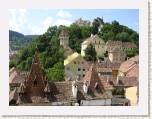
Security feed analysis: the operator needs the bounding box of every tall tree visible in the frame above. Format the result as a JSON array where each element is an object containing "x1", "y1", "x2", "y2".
[{"x1": 84, "y1": 44, "x2": 97, "y2": 61}]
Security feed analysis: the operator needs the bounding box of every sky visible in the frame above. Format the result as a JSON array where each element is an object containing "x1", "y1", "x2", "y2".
[{"x1": 9, "y1": 9, "x2": 139, "y2": 35}]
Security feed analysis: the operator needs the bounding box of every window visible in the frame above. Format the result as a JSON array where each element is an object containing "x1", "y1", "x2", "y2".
[
  {"x1": 78, "y1": 68, "x2": 81, "y2": 71},
  {"x1": 67, "y1": 67, "x2": 70, "y2": 70},
  {"x1": 74, "y1": 61, "x2": 76, "y2": 64},
  {"x1": 83, "y1": 69, "x2": 85, "y2": 71},
  {"x1": 83, "y1": 74, "x2": 85, "y2": 77}
]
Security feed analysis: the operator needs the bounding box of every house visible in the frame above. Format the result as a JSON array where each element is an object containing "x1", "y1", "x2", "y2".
[
  {"x1": 122, "y1": 42, "x2": 137, "y2": 49},
  {"x1": 117, "y1": 55, "x2": 139, "y2": 105},
  {"x1": 108, "y1": 47, "x2": 126, "y2": 63},
  {"x1": 115, "y1": 76, "x2": 138, "y2": 106},
  {"x1": 9, "y1": 67, "x2": 27, "y2": 91},
  {"x1": 81, "y1": 35, "x2": 105, "y2": 57},
  {"x1": 97, "y1": 75, "x2": 138, "y2": 106},
  {"x1": 64, "y1": 52, "x2": 90, "y2": 81},
  {"x1": 118, "y1": 55, "x2": 139, "y2": 77},
  {"x1": 9, "y1": 53, "x2": 50, "y2": 105},
  {"x1": 106, "y1": 40, "x2": 137, "y2": 51},
  {"x1": 9, "y1": 54, "x2": 113, "y2": 106},
  {"x1": 96, "y1": 61, "x2": 121, "y2": 77},
  {"x1": 105, "y1": 41, "x2": 137, "y2": 63},
  {"x1": 106, "y1": 41, "x2": 122, "y2": 51},
  {"x1": 80, "y1": 64, "x2": 112, "y2": 106},
  {"x1": 59, "y1": 29, "x2": 73, "y2": 58}
]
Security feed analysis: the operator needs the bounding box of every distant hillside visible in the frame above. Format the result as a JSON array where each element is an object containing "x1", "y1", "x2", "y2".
[{"x1": 9, "y1": 30, "x2": 39, "y2": 51}]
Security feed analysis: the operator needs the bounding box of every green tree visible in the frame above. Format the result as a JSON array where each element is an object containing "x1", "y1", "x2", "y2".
[
  {"x1": 46, "y1": 61, "x2": 64, "y2": 81},
  {"x1": 91, "y1": 25, "x2": 98, "y2": 35},
  {"x1": 84, "y1": 44, "x2": 97, "y2": 61},
  {"x1": 9, "y1": 60, "x2": 17, "y2": 69},
  {"x1": 112, "y1": 87, "x2": 125, "y2": 96},
  {"x1": 81, "y1": 26, "x2": 91, "y2": 38},
  {"x1": 111, "y1": 20, "x2": 122, "y2": 34},
  {"x1": 116, "y1": 32, "x2": 130, "y2": 42},
  {"x1": 124, "y1": 48, "x2": 138, "y2": 58}
]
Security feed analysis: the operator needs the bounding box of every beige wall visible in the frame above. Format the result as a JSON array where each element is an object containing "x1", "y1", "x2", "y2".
[
  {"x1": 64, "y1": 56, "x2": 88, "y2": 80},
  {"x1": 108, "y1": 52, "x2": 125, "y2": 63},
  {"x1": 81, "y1": 38, "x2": 105, "y2": 57},
  {"x1": 125, "y1": 86, "x2": 138, "y2": 106}
]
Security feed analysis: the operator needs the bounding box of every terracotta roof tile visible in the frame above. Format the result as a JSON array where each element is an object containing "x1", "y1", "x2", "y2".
[
  {"x1": 122, "y1": 42, "x2": 137, "y2": 48},
  {"x1": 119, "y1": 56, "x2": 139, "y2": 77}
]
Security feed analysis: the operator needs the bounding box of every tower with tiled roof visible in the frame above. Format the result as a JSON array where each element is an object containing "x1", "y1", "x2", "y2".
[{"x1": 23, "y1": 53, "x2": 49, "y2": 103}]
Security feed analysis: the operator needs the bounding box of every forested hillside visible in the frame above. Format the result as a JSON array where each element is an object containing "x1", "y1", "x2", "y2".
[
  {"x1": 9, "y1": 19, "x2": 139, "y2": 82},
  {"x1": 9, "y1": 30, "x2": 39, "y2": 51}
]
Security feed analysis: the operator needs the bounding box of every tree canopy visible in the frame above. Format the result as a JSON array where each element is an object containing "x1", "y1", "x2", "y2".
[
  {"x1": 9, "y1": 18, "x2": 139, "y2": 82},
  {"x1": 84, "y1": 44, "x2": 97, "y2": 61}
]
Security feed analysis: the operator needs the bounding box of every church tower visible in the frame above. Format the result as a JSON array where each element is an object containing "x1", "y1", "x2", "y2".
[{"x1": 59, "y1": 29, "x2": 69, "y2": 48}]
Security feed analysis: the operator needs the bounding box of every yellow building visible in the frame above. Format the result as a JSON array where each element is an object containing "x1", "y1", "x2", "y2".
[
  {"x1": 81, "y1": 35, "x2": 105, "y2": 57},
  {"x1": 64, "y1": 52, "x2": 90, "y2": 81},
  {"x1": 125, "y1": 86, "x2": 138, "y2": 106},
  {"x1": 117, "y1": 56, "x2": 139, "y2": 105}
]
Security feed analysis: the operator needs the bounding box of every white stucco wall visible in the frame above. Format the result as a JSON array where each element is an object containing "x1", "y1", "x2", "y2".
[
  {"x1": 64, "y1": 56, "x2": 87, "y2": 80},
  {"x1": 80, "y1": 99, "x2": 111, "y2": 106}
]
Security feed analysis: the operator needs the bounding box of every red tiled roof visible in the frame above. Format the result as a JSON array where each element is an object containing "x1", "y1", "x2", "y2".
[
  {"x1": 119, "y1": 56, "x2": 139, "y2": 77},
  {"x1": 126, "y1": 64, "x2": 139, "y2": 77},
  {"x1": 122, "y1": 42, "x2": 137, "y2": 48},
  {"x1": 116, "y1": 77, "x2": 138, "y2": 87},
  {"x1": 98, "y1": 75, "x2": 138, "y2": 89},
  {"x1": 96, "y1": 61, "x2": 121, "y2": 69},
  {"x1": 106, "y1": 41, "x2": 122, "y2": 47}
]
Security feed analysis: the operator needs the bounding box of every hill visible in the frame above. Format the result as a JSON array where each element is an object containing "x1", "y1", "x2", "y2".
[
  {"x1": 9, "y1": 19, "x2": 139, "y2": 82},
  {"x1": 9, "y1": 30, "x2": 39, "y2": 51}
]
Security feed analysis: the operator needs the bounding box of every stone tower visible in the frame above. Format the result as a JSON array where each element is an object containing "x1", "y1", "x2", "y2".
[{"x1": 59, "y1": 29, "x2": 69, "y2": 48}]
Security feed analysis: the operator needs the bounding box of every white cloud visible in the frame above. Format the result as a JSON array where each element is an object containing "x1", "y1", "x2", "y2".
[
  {"x1": 28, "y1": 17, "x2": 53, "y2": 35},
  {"x1": 9, "y1": 9, "x2": 72, "y2": 35},
  {"x1": 55, "y1": 19, "x2": 72, "y2": 26},
  {"x1": 43, "y1": 17, "x2": 53, "y2": 30},
  {"x1": 28, "y1": 18, "x2": 72, "y2": 34},
  {"x1": 9, "y1": 9, "x2": 27, "y2": 32},
  {"x1": 57, "y1": 10, "x2": 72, "y2": 18}
]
